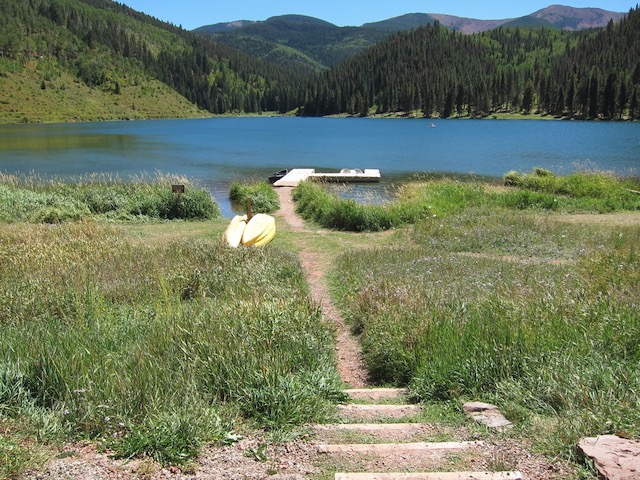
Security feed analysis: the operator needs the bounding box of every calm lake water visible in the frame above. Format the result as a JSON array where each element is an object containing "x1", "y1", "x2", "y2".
[{"x1": 1, "y1": 117, "x2": 639, "y2": 217}]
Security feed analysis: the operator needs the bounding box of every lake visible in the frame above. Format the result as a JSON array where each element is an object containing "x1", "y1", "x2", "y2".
[{"x1": 1, "y1": 117, "x2": 639, "y2": 217}]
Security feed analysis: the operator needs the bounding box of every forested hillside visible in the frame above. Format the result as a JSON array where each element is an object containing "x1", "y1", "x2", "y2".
[
  {"x1": 1, "y1": 0, "x2": 638, "y2": 123},
  {"x1": 196, "y1": 7, "x2": 625, "y2": 73},
  {"x1": 196, "y1": 15, "x2": 392, "y2": 73},
  {"x1": 0, "y1": 0, "x2": 305, "y2": 122},
  {"x1": 300, "y1": 7, "x2": 640, "y2": 120}
]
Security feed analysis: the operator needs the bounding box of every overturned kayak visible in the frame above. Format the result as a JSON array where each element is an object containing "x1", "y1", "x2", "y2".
[
  {"x1": 223, "y1": 214, "x2": 248, "y2": 248},
  {"x1": 223, "y1": 213, "x2": 276, "y2": 247},
  {"x1": 241, "y1": 214, "x2": 276, "y2": 247}
]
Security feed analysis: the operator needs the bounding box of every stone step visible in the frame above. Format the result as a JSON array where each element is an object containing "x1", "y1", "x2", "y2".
[
  {"x1": 337, "y1": 404, "x2": 422, "y2": 420},
  {"x1": 345, "y1": 388, "x2": 409, "y2": 401},
  {"x1": 334, "y1": 472, "x2": 523, "y2": 480},
  {"x1": 317, "y1": 441, "x2": 484, "y2": 454}
]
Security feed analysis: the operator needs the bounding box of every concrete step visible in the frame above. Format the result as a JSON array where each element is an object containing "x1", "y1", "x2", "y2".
[
  {"x1": 334, "y1": 472, "x2": 523, "y2": 480},
  {"x1": 317, "y1": 441, "x2": 484, "y2": 454},
  {"x1": 345, "y1": 388, "x2": 409, "y2": 401}
]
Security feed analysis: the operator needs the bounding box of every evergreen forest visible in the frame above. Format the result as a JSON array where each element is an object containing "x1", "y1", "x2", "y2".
[
  {"x1": 300, "y1": 10, "x2": 640, "y2": 119},
  {"x1": 1, "y1": 0, "x2": 639, "y2": 121}
]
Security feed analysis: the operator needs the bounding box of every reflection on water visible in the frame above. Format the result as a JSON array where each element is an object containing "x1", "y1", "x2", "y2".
[{"x1": 0, "y1": 132, "x2": 136, "y2": 153}]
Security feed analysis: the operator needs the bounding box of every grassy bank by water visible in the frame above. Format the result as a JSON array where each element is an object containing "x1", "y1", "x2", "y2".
[
  {"x1": 0, "y1": 173, "x2": 220, "y2": 223},
  {"x1": 2, "y1": 172, "x2": 639, "y2": 476},
  {"x1": 295, "y1": 169, "x2": 640, "y2": 231},
  {"x1": 330, "y1": 173, "x2": 640, "y2": 460}
]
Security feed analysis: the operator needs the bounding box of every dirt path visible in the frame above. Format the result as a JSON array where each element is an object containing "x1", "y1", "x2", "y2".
[{"x1": 274, "y1": 187, "x2": 369, "y2": 388}]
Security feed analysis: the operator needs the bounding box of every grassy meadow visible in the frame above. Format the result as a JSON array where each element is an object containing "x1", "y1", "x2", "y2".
[
  {"x1": 0, "y1": 177, "x2": 342, "y2": 477},
  {"x1": 329, "y1": 170, "x2": 640, "y2": 459},
  {"x1": 1, "y1": 170, "x2": 639, "y2": 477}
]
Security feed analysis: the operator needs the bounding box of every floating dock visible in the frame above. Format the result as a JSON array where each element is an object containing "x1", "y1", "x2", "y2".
[{"x1": 273, "y1": 168, "x2": 380, "y2": 187}]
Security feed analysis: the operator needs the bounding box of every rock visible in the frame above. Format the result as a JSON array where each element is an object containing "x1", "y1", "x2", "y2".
[
  {"x1": 577, "y1": 435, "x2": 640, "y2": 480},
  {"x1": 462, "y1": 402, "x2": 513, "y2": 430}
]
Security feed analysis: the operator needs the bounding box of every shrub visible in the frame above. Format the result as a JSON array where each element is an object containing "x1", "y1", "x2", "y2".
[
  {"x1": 229, "y1": 181, "x2": 280, "y2": 214},
  {"x1": 0, "y1": 174, "x2": 220, "y2": 222}
]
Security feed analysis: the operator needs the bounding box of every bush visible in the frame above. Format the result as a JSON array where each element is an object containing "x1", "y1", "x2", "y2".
[
  {"x1": 157, "y1": 188, "x2": 219, "y2": 219},
  {"x1": 229, "y1": 181, "x2": 280, "y2": 214},
  {"x1": 0, "y1": 175, "x2": 220, "y2": 223}
]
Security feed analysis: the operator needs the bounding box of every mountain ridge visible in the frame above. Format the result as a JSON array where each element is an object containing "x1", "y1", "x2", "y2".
[
  {"x1": 194, "y1": 5, "x2": 628, "y2": 71},
  {"x1": 195, "y1": 4, "x2": 627, "y2": 35}
]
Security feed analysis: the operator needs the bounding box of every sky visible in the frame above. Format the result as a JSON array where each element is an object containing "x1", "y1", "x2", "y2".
[{"x1": 119, "y1": 1, "x2": 638, "y2": 30}]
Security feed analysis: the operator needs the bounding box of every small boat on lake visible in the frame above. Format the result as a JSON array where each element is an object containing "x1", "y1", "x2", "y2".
[{"x1": 268, "y1": 169, "x2": 288, "y2": 184}]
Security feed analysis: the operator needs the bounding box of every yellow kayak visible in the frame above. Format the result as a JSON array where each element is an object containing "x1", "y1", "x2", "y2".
[
  {"x1": 241, "y1": 214, "x2": 276, "y2": 247},
  {"x1": 223, "y1": 215, "x2": 247, "y2": 248}
]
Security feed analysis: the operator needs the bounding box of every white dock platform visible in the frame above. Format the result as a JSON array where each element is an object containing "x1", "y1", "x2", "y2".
[
  {"x1": 273, "y1": 169, "x2": 315, "y2": 187},
  {"x1": 273, "y1": 168, "x2": 381, "y2": 187}
]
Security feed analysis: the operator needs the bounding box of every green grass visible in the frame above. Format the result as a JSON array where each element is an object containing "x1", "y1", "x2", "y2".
[
  {"x1": 0, "y1": 173, "x2": 220, "y2": 223},
  {"x1": 229, "y1": 181, "x2": 280, "y2": 214},
  {"x1": 293, "y1": 170, "x2": 640, "y2": 232},
  {"x1": 330, "y1": 197, "x2": 640, "y2": 459},
  {"x1": 0, "y1": 219, "x2": 342, "y2": 469},
  {"x1": 0, "y1": 59, "x2": 206, "y2": 124},
  {"x1": 3, "y1": 172, "x2": 639, "y2": 475},
  {"x1": 293, "y1": 181, "x2": 435, "y2": 231}
]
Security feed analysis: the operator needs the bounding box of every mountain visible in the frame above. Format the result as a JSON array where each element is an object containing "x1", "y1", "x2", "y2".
[
  {"x1": 196, "y1": 15, "x2": 391, "y2": 72},
  {"x1": 298, "y1": 6, "x2": 640, "y2": 120},
  {"x1": 0, "y1": 0, "x2": 306, "y2": 123},
  {"x1": 362, "y1": 13, "x2": 509, "y2": 34},
  {"x1": 194, "y1": 20, "x2": 256, "y2": 34},
  {"x1": 361, "y1": 6, "x2": 626, "y2": 33},
  {"x1": 2, "y1": 0, "x2": 637, "y2": 124},
  {"x1": 196, "y1": 5, "x2": 627, "y2": 71},
  {"x1": 502, "y1": 5, "x2": 627, "y2": 30}
]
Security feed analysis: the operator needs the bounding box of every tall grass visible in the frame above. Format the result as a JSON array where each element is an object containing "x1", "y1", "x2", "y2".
[
  {"x1": 0, "y1": 222, "x2": 342, "y2": 467},
  {"x1": 293, "y1": 181, "x2": 443, "y2": 231},
  {"x1": 501, "y1": 168, "x2": 640, "y2": 212},
  {"x1": 293, "y1": 170, "x2": 640, "y2": 231},
  {"x1": 331, "y1": 205, "x2": 640, "y2": 456},
  {"x1": 229, "y1": 181, "x2": 280, "y2": 214},
  {"x1": 0, "y1": 173, "x2": 220, "y2": 223}
]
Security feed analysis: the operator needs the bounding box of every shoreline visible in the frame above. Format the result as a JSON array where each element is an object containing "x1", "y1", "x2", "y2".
[{"x1": 2, "y1": 109, "x2": 639, "y2": 126}]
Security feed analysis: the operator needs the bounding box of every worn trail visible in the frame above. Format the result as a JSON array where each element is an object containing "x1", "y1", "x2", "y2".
[{"x1": 274, "y1": 186, "x2": 369, "y2": 388}]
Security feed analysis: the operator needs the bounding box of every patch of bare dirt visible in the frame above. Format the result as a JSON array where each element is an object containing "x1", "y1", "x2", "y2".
[{"x1": 22, "y1": 435, "x2": 318, "y2": 480}]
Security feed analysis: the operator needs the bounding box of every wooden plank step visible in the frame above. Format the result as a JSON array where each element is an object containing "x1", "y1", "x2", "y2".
[
  {"x1": 334, "y1": 472, "x2": 523, "y2": 480},
  {"x1": 345, "y1": 388, "x2": 409, "y2": 400},
  {"x1": 337, "y1": 404, "x2": 421, "y2": 420},
  {"x1": 317, "y1": 441, "x2": 484, "y2": 454}
]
